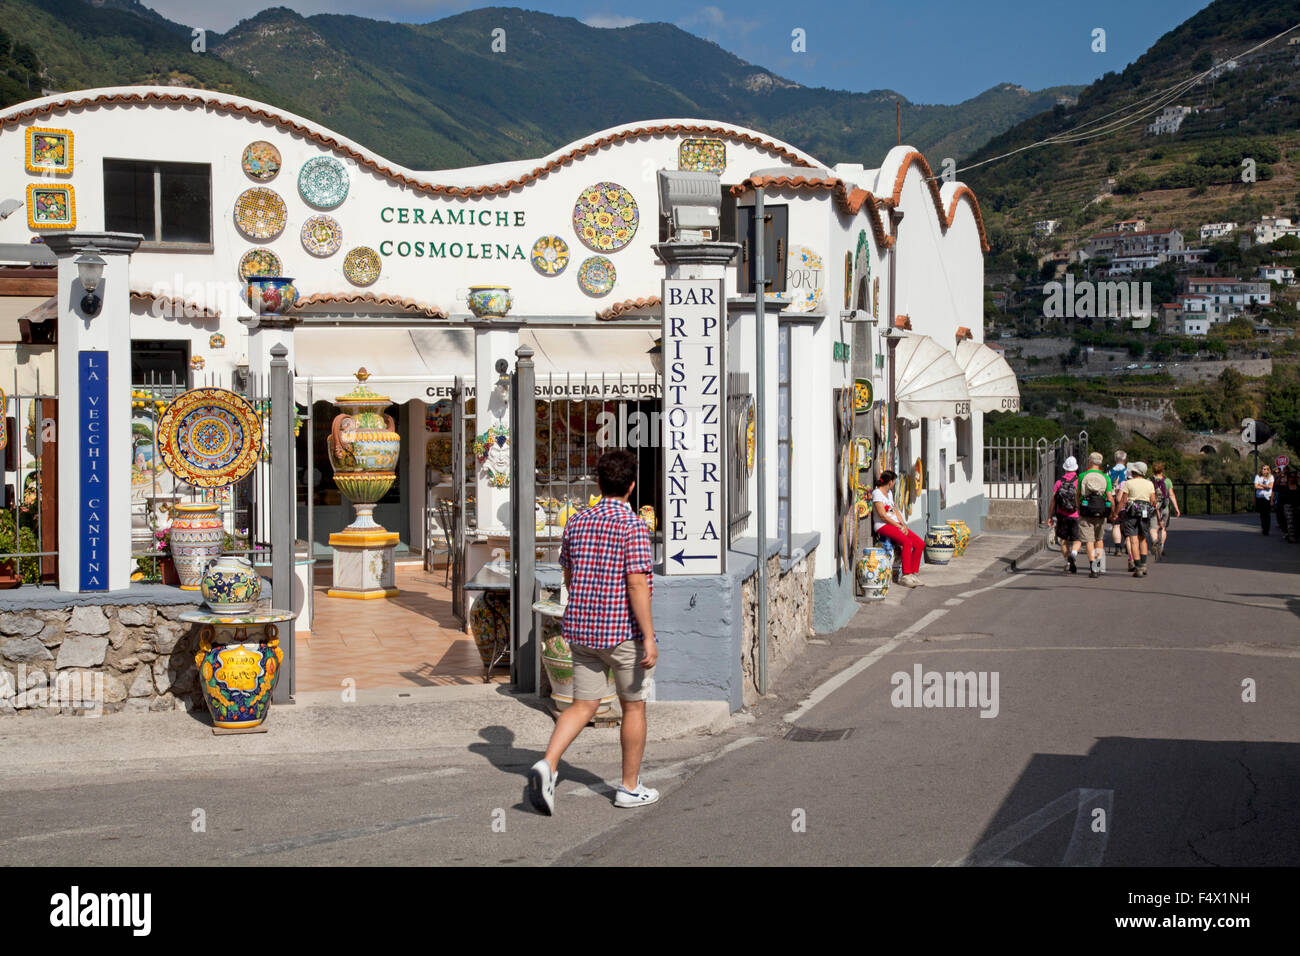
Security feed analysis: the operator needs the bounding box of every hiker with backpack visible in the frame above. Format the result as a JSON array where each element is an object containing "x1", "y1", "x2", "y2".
[
  {"x1": 1150, "y1": 461, "x2": 1180, "y2": 557},
  {"x1": 1107, "y1": 451, "x2": 1129, "y2": 558},
  {"x1": 1117, "y1": 461, "x2": 1159, "y2": 578},
  {"x1": 1051, "y1": 456, "x2": 1082, "y2": 573},
  {"x1": 1076, "y1": 451, "x2": 1114, "y2": 579}
]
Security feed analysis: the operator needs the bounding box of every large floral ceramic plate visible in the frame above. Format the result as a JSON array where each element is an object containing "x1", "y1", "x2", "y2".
[
  {"x1": 299, "y1": 156, "x2": 349, "y2": 208},
  {"x1": 241, "y1": 141, "x2": 281, "y2": 181},
  {"x1": 577, "y1": 256, "x2": 616, "y2": 296},
  {"x1": 234, "y1": 188, "x2": 287, "y2": 240},
  {"x1": 343, "y1": 246, "x2": 381, "y2": 286},
  {"x1": 531, "y1": 235, "x2": 569, "y2": 276},
  {"x1": 238, "y1": 248, "x2": 282, "y2": 281},
  {"x1": 301, "y1": 215, "x2": 342, "y2": 257},
  {"x1": 572, "y1": 182, "x2": 638, "y2": 253},
  {"x1": 158, "y1": 388, "x2": 263, "y2": 488}
]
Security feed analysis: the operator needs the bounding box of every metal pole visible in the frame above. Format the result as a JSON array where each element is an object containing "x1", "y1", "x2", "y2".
[
  {"x1": 269, "y1": 343, "x2": 294, "y2": 702},
  {"x1": 887, "y1": 209, "x2": 904, "y2": 474},
  {"x1": 755, "y1": 188, "x2": 768, "y2": 697},
  {"x1": 513, "y1": 346, "x2": 538, "y2": 693}
]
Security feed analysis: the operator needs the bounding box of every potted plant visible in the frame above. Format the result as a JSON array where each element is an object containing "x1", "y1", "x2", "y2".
[
  {"x1": 153, "y1": 527, "x2": 181, "y2": 586},
  {"x1": 0, "y1": 510, "x2": 40, "y2": 587}
]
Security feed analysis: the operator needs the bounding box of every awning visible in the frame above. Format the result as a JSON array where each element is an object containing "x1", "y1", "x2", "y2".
[
  {"x1": 954, "y1": 340, "x2": 1020, "y2": 414},
  {"x1": 892, "y1": 333, "x2": 972, "y2": 420},
  {"x1": 292, "y1": 326, "x2": 659, "y2": 404}
]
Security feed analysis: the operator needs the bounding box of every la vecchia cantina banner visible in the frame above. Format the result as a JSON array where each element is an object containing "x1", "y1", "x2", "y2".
[
  {"x1": 662, "y1": 279, "x2": 726, "y2": 575},
  {"x1": 79, "y1": 352, "x2": 108, "y2": 591}
]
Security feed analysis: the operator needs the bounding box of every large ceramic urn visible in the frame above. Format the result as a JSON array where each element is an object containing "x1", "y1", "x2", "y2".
[
  {"x1": 329, "y1": 368, "x2": 401, "y2": 532},
  {"x1": 169, "y1": 503, "x2": 224, "y2": 591}
]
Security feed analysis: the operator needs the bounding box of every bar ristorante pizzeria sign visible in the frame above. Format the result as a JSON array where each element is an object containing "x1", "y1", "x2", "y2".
[{"x1": 377, "y1": 205, "x2": 530, "y2": 260}]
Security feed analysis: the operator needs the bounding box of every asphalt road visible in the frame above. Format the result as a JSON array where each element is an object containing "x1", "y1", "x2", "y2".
[{"x1": 1, "y1": 515, "x2": 1296, "y2": 867}]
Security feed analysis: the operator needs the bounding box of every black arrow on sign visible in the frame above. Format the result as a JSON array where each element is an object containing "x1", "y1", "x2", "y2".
[{"x1": 671, "y1": 550, "x2": 715, "y2": 566}]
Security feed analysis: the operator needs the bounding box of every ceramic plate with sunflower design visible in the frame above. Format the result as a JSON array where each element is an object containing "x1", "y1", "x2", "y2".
[
  {"x1": 572, "y1": 182, "x2": 638, "y2": 253},
  {"x1": 238, "y1": 248, "x2": 282, "y2": 281}
]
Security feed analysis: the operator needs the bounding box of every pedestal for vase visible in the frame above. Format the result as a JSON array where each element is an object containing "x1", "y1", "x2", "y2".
[{"x1": 328, "y1": 528, "x2": 399, "y2": 599}]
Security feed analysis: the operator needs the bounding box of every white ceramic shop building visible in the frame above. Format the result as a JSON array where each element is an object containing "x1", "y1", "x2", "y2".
[{"x1": 0, "y1": 87, "x2": 1013, "y2": 692}]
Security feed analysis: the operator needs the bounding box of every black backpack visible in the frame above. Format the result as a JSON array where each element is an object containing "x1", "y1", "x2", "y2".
[
  {"x1": 1055, "y1": 478, "x2": 1078, "y2": 515},
  {"x1": 1078, "y1": 473, "x2": 1109, "y2": 517}
]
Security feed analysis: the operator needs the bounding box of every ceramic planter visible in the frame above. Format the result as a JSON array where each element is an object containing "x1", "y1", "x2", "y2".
[
  {"x1": 200, "y1": 554, "x2": 262, "y2": 614},
  {"x1": 194, "y1": 633, "x2": 283, "y2": 730},
  {"x1": 925, "y1": 527, "x2": 956, "y2": 565},
  {"x1": 947, "y1": 520, "x2": 971, "y2": 556},
  {"x1": 467, "y1": 286, "x2": 512, "y2": 318},
  {"x1": 169, "y1": 503, "x2": 224, "y2": 590},
  {"x1": 856, "y1": 547, "x2": 892, "y2": 601},
  {"x1": 245, "y1": 276, "x2": 298, "y2": 315},
  {"x1": 329, "y1": 370, "x2": 400, "y2": 532},
  {"x1": 541, "y1": 628, "x2": 616, "y2": 714}
]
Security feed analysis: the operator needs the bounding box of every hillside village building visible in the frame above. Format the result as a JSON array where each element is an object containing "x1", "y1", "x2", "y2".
[
  {"x1": 1083, "y1": 228, "x2": 1184, "y2": 261},
  {"x1": 1258, "y1": 265, "x2": 1296, "y2": 285},
  {"x1": 1254, "y1": 217, "x2": 1300, "y2": 244},
  {"x1": 0, "y1": 86, "x2": 1011, "y2": 711},
  {"x1": 1185, "y1": 277, "x2": 1271, "y2": 313},
  {"x1": 1199, "y1": 222, "x2": 1236, "y2": 242}
]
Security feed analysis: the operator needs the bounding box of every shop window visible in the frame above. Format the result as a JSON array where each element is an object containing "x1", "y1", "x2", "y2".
[
  {"x1": 104, "y1": 159, "x2": 212, "y2": 247},
  {"x1": 956, "y1": 416, "x2": 972, "y2": 478}
]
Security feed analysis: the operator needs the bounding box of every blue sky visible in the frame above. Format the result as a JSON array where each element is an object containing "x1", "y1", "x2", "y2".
[{"x1": 151, "y1": 0, "x2": 1216, "y2": 104}]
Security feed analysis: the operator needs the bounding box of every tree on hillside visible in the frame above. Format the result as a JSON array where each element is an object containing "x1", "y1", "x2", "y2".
[{"x1": 1264, "y1": 364, "x2": 1300, "y2": 454}]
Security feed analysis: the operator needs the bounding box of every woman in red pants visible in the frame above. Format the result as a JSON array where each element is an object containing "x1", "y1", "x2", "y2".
[{"x1": 872, "y1": 470, "x2": 925, "y2": 587}]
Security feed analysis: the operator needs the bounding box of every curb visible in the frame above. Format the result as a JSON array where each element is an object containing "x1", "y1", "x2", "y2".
[{"x1": 1009, "y1": 531, "x2": 1050, "y2": 572}]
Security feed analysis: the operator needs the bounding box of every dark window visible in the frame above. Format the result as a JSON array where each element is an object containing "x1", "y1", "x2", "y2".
[{"x1": 104, "y1": 159, "x2": 212, "y2": 245}]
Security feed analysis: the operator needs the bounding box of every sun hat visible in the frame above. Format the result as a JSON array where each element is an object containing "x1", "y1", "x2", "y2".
[
  {"x1": 1128, "y1": 461, "x2": 1147, "y2": 476},
  {"x1": 1063, "y1": 456, "x2": 1078, "y2": 472},
  {"x1": 1088, "y1": 451, "x2": 1104, "y2": 466}
]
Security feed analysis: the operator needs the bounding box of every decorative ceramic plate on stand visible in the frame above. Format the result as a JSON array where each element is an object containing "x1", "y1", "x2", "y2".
[
  {"x1": 301, "y1": 215, "x2": 342, "y2": 257},
  {"x1": 531, "y1": 235, "x2": 570, "y2": 275},
  {"x1": 241, "y1": 141, "x2": 282, "y2": 181},
  {"x1": 298, "y1": 156, "x2": 349, "y2": 208},
  {"x1": 572, "y1": 182, "x2": 638, "y2": 253},
  {"x1": 854, "y1": 378, "x2": 873, "y2": 414},
  {"x1": 158, "y1": 388, "x2": 263, "y2": 488},
  {"x1": 577, "y1": 256, "x2": 616, "y2": 296},
  {"x1": 234, "y1": 188, "x2": 287, "y2": 240},
  {"x1": 238, "y1": 248, "x2": 282, "y2": 281},
  {"x1": 343, "y1": 246, "x2": 381, "y2": 286}
]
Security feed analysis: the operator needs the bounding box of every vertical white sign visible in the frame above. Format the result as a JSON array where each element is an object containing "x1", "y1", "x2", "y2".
[{"x1": 663, "y1": 278, "x2": 726, "y2": 575}]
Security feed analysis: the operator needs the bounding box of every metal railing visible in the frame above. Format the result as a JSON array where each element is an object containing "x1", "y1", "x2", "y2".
[
  {"x1": 984, "y1": 431, "x2": 1089, "y2": 523},
  {"x1": 727, "y1": 372, "x2": 751, "y2": 542},
  {"x1": 1173, "y1": 482, "x2": 1268, "y2": 516}
]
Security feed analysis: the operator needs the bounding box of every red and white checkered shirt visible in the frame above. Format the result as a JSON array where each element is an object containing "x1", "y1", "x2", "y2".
[{"x1": 559, "y1": 497, "x2": 654, "y2": 649}]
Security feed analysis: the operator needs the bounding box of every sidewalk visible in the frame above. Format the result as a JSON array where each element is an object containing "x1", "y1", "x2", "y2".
[
  {"x1": 870, "y1": 530, "x2": 1042, "y2": 607},
  {"x1": 0, "y1": 683, "x2": 734, "y2": 781}
]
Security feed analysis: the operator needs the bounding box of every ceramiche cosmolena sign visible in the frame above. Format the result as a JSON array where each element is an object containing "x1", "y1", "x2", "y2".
[
  {"x1": 662, "y1": 278, "x2": 726, "y2": 575},
  {"x1": 79, "y1": 351, "x2": 108, "y2": 591}
]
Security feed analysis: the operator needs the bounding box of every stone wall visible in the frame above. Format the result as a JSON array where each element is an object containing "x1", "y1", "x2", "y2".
[
  {"x1": 0, "y1": 602, "x2": 203, "y2": 717},
  {"x1": 739, "y1": 549, "x2": 815, "y2": 707}
]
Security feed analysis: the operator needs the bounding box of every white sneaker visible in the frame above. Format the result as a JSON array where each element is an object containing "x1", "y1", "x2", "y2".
[
  {"x1": 899, "y1": 574, "x2": 923, "y2": 588},
  {"x1": 527, "y1": 759, "x2": 555, "y2": 816},
  {"x1": 614, "y1": 781, "x2": 660, "y2": 809}
]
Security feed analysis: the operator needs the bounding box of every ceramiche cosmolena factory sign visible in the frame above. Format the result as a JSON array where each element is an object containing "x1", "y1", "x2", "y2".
[
  {"x1": 79, "y1": 351, "x2": 108, "y2": 591},
  {"x1": 662, "y1": 278, "x2": 726, "y2": 575}
]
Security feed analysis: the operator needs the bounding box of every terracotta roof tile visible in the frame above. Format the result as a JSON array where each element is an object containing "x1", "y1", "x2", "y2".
[
  {"x1": 596, "y1": 296, "x2": 660, "y2": 320},
  {"x1": 294, "y1": 292, "x2": 448, "y2": 317},
  {"x1": 1, "y1": 91, "x2": 813, "y2": 197},
  {"x1": 131, "y1": 289, "x2": 220, "y2": 318}
]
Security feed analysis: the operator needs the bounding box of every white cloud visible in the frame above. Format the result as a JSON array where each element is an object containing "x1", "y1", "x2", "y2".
[
  {"x1": 679, "y1": 6, "x2": 726, "y2": 29},
  {"x1": 583, "y1": 14, "x2": 645, "y2": 29}
]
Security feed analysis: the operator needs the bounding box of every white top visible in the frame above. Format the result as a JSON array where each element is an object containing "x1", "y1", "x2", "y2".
[
  {"x1": 1255, "y1": 474, "x2": 1274, "y2": 498},
  {"x1": 871, "y1": 488, "x2": 899, "y2": 532}
]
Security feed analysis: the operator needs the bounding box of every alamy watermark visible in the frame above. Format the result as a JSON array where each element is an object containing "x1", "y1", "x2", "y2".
[
  {"x1": 891, "y1": 664, "x2": 999, "y2": 718},
  {"x1": 4, "y1": 665, "x2": 103, "y2": 716},
  {"x1": 1043, "y1": 275, "x2": 1153, "y2": 329}
]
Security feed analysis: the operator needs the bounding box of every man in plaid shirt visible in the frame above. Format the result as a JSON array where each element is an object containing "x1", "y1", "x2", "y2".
[{"x1": 529, "y1": 449, "x2": 659, "y2": 814}]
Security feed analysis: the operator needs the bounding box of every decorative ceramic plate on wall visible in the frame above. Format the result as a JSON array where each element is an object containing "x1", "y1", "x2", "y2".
[
  {"x1": 572, "y1": 182, "x2": 638, "y2": 253},
  {"x1": 343, "y1": 246, "x2": 381, "y2": 286},
  {"x1": 241, "y1": 141, "x2": 281, "y2": 181},
  {"x1": 577, "y1": 256, "x2": 616, "y2": 296},
  {"x1": 678, "y1": 138, "x2": 726, "y2": 174},
  {"x1": 233, "y1": 188, "x2": 287, "y2": 240},
  {"x1": 298, "y1": 156, "x2": 349, "y2": 208},
  {"x1": 238, "y1": 248, "x2": 282, "y2": 280},
  {"x1": 301, "y1": 215, "x2": 342, "y2": 257},
  {"x1": 531, "y1": 235, "x2": 570, "y2": 276},
  {"x1": 158, "y1": 388, "x2": 263, "y2": 488}
]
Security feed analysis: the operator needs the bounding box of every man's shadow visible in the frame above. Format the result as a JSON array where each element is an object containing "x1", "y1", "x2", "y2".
[{"x1": 469, "y1": 724, "x2": 611, "y2": 812}]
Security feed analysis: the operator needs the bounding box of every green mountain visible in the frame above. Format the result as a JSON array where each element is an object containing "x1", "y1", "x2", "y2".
[
  {"x1": 0, "y1": 0, "x2": 1080, "y2": 170},
  {"x1": 965, "y1": 0, "x2": 1300, "y2": 257}
]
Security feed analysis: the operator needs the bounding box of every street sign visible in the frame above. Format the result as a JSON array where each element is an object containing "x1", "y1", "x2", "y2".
[
  {"x1": 1241, "y1": 418, "x2": 1256, "y2": 445},
  {"x1": 662, "y1": 278, "x2": 726, "y2": 575},
  {"x1": 1276, "y1": 455, "x2": 1290, "y2": 470}
]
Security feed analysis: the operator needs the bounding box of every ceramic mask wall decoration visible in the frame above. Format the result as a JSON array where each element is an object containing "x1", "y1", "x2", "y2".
[
  {"x1": 343, "y1": 246, "x2": 382, "y2": 286},
  {"x1": 678, "y1": 138, "x2": 726, "y2": 174},
  {"x1": 25, "y1": 127, "x2": 72, "y2": 174},
  {"x1": 301, "y1": 215, "x2": 342, "y2": 256},
  {"x1": 577, "y1": 256, "x2": 616, "y2": 296},
  {"x1": 238, "y1": 248, "x2": 282, "y2": 280},
  {"x1": 572, "y1": 182, "x2": 638, "y2": 253},
  {"x1": 26, "y1": 184, "x2": 74, "y2": 229},
  {"x1": 473, "y1": 424, "x2": 511, "y2": 488},
  {"x1": 190, "y1": 356, "x2": 206, "y2": 371},
  {"x1": 531, "y1": 235, "x2": 570, "y2": 276},
  {"x1": 298, "y1": 156, "x2": 350, "y2": 208},
  {"x1": 209, "y1": 333, "x2": 226, "y2": 350},
  {"x1": 241, "y1": 141, "x2": 282, "y2": 181},
  {"x1": 234, "y1": 187, "x2": 287, "y2": 240}
]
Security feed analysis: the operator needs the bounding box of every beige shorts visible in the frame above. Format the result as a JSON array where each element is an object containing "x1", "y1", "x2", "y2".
[
  {"x1": 1078, "y1": 515, "x2": 1107, "y2": 543},
  {"x1": 571, "y1": 639, "x2": 654, "y2": 702}
]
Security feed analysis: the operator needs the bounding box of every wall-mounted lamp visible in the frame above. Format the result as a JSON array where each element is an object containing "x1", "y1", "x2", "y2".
[
  {"x1": 75, "y1": 244, "x2": 107, "y2": 317},
  {"x1": 495, "y1": 358, "x2": 510, "y2": 388},
  {"x1": 647, "y1": 337, "x2": 663, "y2": 376}
]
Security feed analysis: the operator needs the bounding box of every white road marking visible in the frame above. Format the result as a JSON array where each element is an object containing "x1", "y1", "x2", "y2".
[
  {"x1": 564, "y1": 735, "x2": 764, "y2": 798},
  {"x1": 369, "y1": 768, "x2": 467, "y2": 786},
  {"x1": 951, "y1": 788, "x2": 1113, "y2": 867}
]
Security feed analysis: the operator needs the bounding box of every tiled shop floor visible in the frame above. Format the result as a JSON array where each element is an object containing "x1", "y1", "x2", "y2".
[{"x1": 294, "y1": 565, "x2": 507, "y2": 692}]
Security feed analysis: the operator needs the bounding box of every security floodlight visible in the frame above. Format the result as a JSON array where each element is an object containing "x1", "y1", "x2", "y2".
[
  {"x1": 0, "y1": 198, "x2": 21, "y2": 220},
  {"x1": 657, "y1": 169, "x2": 721, "y2": 239}
]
